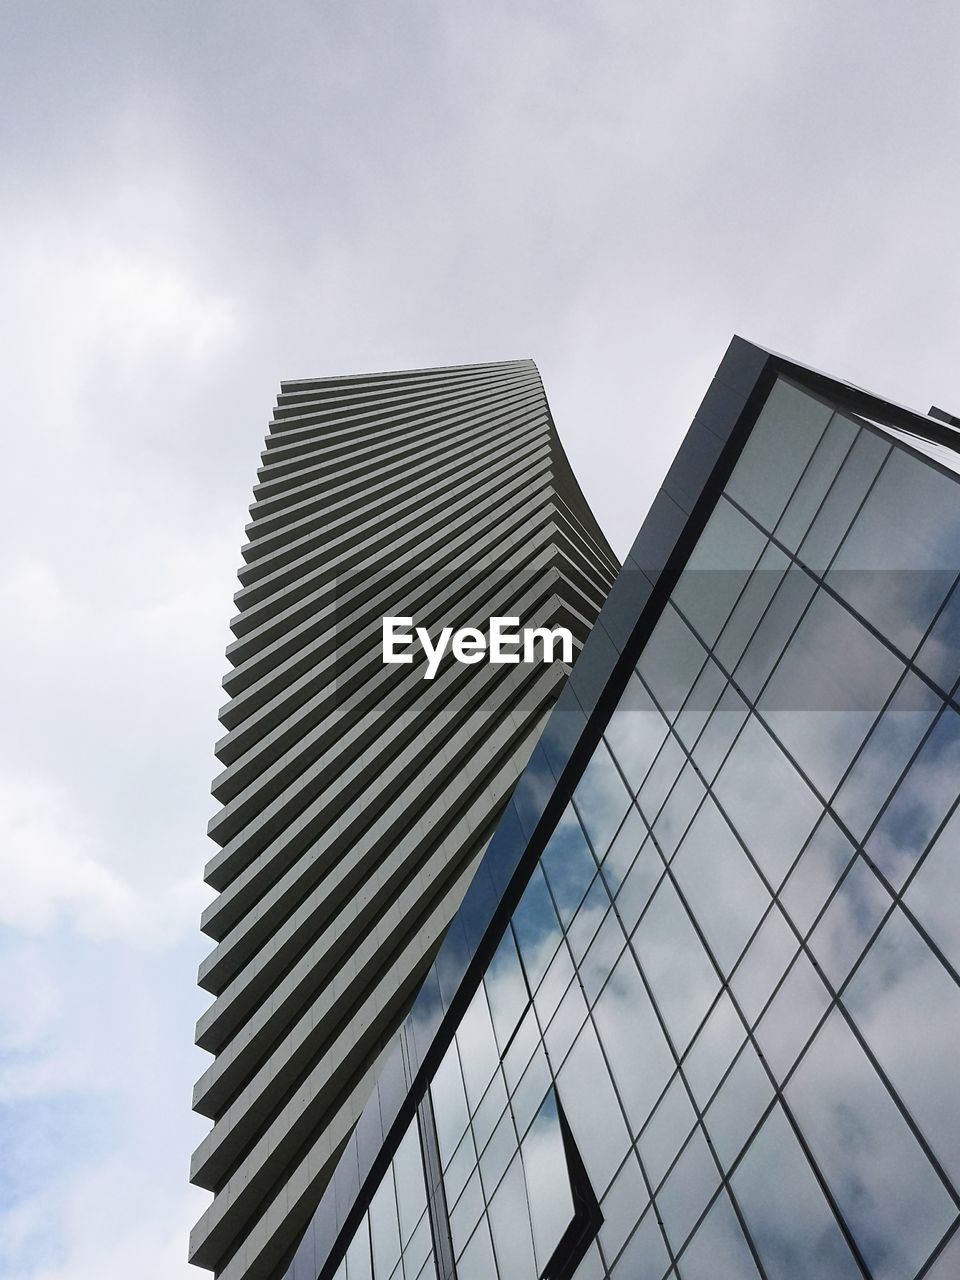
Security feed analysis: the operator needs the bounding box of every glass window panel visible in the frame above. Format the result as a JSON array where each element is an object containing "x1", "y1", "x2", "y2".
[
  {"x1": 572, "y1": 1241, "x2": 605, "y2": 1280},
  {"x1": 594, "y1": 948, "x2": 675, "y2": 1136},
  {"x1": 455, "y1": 986, "x2": 501, "y2": 1114},
  {"x1": 775, "y1": 411, "x2": 858, "y2": 553},
  {"x1": 755, "y1": 949, "x2": 831, "y2": 1083},
  {"x1": 392, "y1": 1121, "x2": 428, "y2": 1247},
  {"x1": 729, "y1": 907, "x2": 798, "y2": 1026},
  {"x1": 845, "y1": 908, "x2": 960, "y2": 1188},
  {"x1": 483, "y1": 928, "x2": 529, "y2": 1053},
  {"x1": 780, "y1": 813, "x2": 856, "y2": 937},
  {"x1": 557, "y1": 1021, "x2": 631, "y2": 1194},
  {"x1": 534, "y1": 937, "x2": 576, "y2": 1029},
  {"x1": 638, "y1": 732, "x2": 686, "y2": 825},
  {"x1": 704, "y1": 1041, "x2": 773, "y2": 1171},
  {"x1": 610, "y1": 1205, "x2": 670, "y2": 1280},
  {"x1": 443, "y1": 1126, "x2": 478, "y2": 1209},
  {"x1": 725, "y1": 379, "x2": 833, "y2": 534},
  {"x1": 760, "y1": 590, "x2": 903, "y2": 798},
  {"x1": 503, "y1": 1003, "x2": 539, "y2": 1093},
  {"x1": 923, "y1": 1228, "x2": 960, "y2": 1280},
  {"x1": 916, "y1": 576, "x2": 960, "y2": 695},
  {"x1": 633, "y1": 877, "x2": 721, "y2": 1052},
  {"x1": 731, "y1": 564, "x2": 817, "y2": 704},
  {"x1": 808, "y1": 856, "x2": 891, "y2": 989},
  {"x1": 674, "y1": 656, "x2": 728, "y2": 751},
  {"x1": 432, "y1": 1039, "x2": 470, "y2": 1166},
  {"x1": 638, "y1": 604, "x2": 709, "y2": 719},
  {"x1": 797, "y1": 426, "x2": 889, "y2": 573},
  {"x1": 677, "y1": 1189, "x2": 762, "y2": 1280},
  {"x1": 566, "y1": 875, "x2": 611, "y2": 963},
  {"x1": 346, "y1": 1216, "x2": 373, "y2": 1280},
  {"x1": 471, "y1": 1068, "x2": 508, "y2": 1154},
  {"x1": 657, "y1": 1128, "x2": 720, "y2": 1253},
  {"x1": 682, "y1": 991, "x2": 746, "y2": 1110},
  {"x1": 454, "y1": 1218, "x2": 496, "y2": 1280},
  {"x1": 513, "y1": 865, "x2": 563, "y2": 990},
  {"x1": 478, "y1": 1103, "x2": 517, "y2": 1201},
  {"x1": 834, "y1": 671, "x2": 939, "y2": 840},
  {"x1": 449, "y1": 1168, "x2": 485, "y2": 1261},
  {"x1": 599, "y1": 1152, "x2": 650, "y2": 1263},
  {"x1": 511, "y1": 1042, "x2": 552, "y2": 1139},
  {"x1": 733, "y1": 1104, "x2": 862, "y2": 1280},
  {"x1": 543, "y1": 974, "x2": 589, "y2": 1073},
  {"x1": 787, "y1": 1008, "x2": 955, "y2": 1280},
  {"x1": 868, "y1": 707, "x2": 960, "y2": 890},
  {"x1": 401, "y1": 1214, "x2": 432, "y2": 1280},
  {"x1": 828, "y1": 445, "x2": 960, "y2": 655},
  {"x1": 672, "y1": 496, "x2": 768, "y2": 647},
  {"x1": 542, "y1": 808, "x2": 598, "y2": 926},
  {"x1": 715, "y1": 543, "x2": 789, "y2": 676},
  {"x1": 672, "y1": 797, "x2": 770, "y2": 976},
  {"x1": 604, "y1": 672, "x2": 669, "y2": 794},
  {"x1": 580, "y1": 908, "x2": 627, "y2": 1004},
  {"x1": 652, "y1": 763, "x2": 707, "y2": 861},
  {"x1": 638, "y1": 1074, "x2": 697, "y2": 1190},
  {"x1": 904, "y1": 805, "x2": 960, "y2": 973},
  {"x1": 369, "y1": 1168, "x2": 402, "y2": 1280},
  {"x1": 487, "y1": 1153, "x2": 537, "y2": 1280},
  {"x1": 573, "y1": 740, "x2": 632, "y2": 855},
  {"x1": 600, "y1": 804, "x2": 646, "y2": 894},
  {"x1": 612, "y1": 834, "x2": 663, "y2": 935},
  {"x1": 691, "y1": 682, "x2": 749, "y2": 783},
  {"x1": 714, "y1": 717, "x2": 821, "y2": 888},
  {"x1": 522, "y1": 1090, "x2": 576, "y2": 1273}
]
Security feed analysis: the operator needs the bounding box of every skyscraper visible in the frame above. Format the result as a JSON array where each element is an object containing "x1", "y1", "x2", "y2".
[
  {"x1": 267, "y1": 338, "x2": 960, "y2": 1280},
  {"x1": 190, "y1": 360, "x2": 618, "y2": 1280}
]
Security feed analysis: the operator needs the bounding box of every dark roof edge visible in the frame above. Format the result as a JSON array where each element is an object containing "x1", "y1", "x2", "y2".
[
  {"x1": 278, "y1": 358, "x2": 535, "y2": 395},
  {"x1": 281, "y1": 334, "x2": 933, "y2": 1280},
  {"x1": 755, "y1": 339, "x2": 960, "y2": 452}
]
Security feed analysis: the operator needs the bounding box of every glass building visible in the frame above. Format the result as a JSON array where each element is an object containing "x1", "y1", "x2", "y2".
[{"x1": 277, "y1": 338, "x2": 960, "y2": 1280}]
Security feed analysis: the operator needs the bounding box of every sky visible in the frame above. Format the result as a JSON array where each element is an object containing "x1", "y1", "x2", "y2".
[{"x1": 0, "y1": 2, "x2": 958, "y2": 1277}]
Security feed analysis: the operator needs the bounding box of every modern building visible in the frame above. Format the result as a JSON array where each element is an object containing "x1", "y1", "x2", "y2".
[
  {"x1": 269, "y1": 337, "x2": 960, "y2": 1280},
  {"x1": 195, "y1": 337, "x2": 960, "y2": 1280},
  {"x1": 190, "y1": 360, "x2": 619, "y2": 1280}
]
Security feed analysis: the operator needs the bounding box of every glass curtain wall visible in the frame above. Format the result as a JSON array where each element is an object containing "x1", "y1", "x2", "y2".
[
  {"x1": 330, "y1": 1114, "x2": 438, "y2": 1280},
  {"x1": 340, "y1": 377, "x2": 960, "y2": 1280}
]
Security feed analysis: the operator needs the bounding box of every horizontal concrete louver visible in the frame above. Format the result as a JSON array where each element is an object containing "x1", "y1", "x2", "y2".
[{"x1": 189, "y1": 360, "x2": 618, "y2": 1280}]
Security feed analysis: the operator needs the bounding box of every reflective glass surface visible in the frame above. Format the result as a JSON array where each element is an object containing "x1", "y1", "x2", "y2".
[
  {"x1": 331, "y1": 378, "x2": 960, "y2": 1280},
  {"x1": 332, "y1": 1112, "x2": 435, "y2": 1280}
]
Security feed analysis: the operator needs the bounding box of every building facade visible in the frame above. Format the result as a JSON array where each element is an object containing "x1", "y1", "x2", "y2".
[
  {"x1": 274, "y1": 338, "x2": 960, "y2": 1280},
  {"x1": 190, "y1": 360, "x2": 619, "y2": 1280}
]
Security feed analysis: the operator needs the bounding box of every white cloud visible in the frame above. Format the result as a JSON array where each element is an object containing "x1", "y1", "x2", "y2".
[
  {"x1": 1, "y1": 1151, "x2": 200, "y2": 1280},
  {"x1": 2, "y1": 562, "x2": 67, "y2": 632},
  {"x1": 0, "y1": 776, "x2": 205, "y2": 946}
]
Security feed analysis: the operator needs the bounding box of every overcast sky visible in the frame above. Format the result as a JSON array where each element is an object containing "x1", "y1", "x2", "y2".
[{"x1": 0, "y1": 3, "x2": 958, "y2": 1277}]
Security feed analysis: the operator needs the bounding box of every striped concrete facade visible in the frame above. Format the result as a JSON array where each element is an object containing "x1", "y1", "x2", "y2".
[{"x1": 189, "y1": 360, "x2": 618, "y2": 1280}]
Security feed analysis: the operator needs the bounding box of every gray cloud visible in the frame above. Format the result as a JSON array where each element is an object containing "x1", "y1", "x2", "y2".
[{"x1": 0, "y1": 2, "x2": 958, "y2": 1275}]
